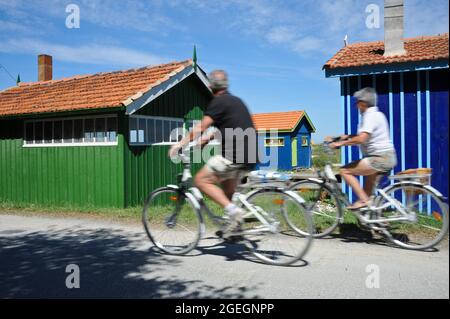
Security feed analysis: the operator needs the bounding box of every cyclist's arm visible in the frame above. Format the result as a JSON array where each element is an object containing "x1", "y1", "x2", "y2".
[
  {"x1": 199, "y1": 130, "x2": 216, "y2": 146},
  {"x1": 336, "y1": 132, "x2": 369, "y2": 147},
  {"x1": 177, "y1": 116, "x2": 214, "y2": 147}
]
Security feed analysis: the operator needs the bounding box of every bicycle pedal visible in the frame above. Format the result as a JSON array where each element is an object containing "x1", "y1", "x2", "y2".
[{"x1": 215, "y1": 230, "x2": 224, "y2": 238}]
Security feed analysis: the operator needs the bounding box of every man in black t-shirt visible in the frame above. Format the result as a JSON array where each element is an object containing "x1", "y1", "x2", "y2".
[{"x1": 169, "y1": 70, "x2": 258, "y2": 229}]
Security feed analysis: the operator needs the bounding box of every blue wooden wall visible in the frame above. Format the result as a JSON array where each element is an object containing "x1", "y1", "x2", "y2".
[{"x1": 341, "y1": 68, "x2": 449, "y2": 203}]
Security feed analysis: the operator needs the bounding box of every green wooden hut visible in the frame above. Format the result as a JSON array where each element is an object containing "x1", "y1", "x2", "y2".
[{"x1": 0, "y1": 56, "x2": 212, "y2": 208}]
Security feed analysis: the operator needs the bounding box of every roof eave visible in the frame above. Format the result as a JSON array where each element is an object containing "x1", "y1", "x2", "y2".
[
  {"x1": 125, "y1": 64, "x2": 211, "y2": 116},
  {"x1": 0, "y1": 105, "x2": 124, "y2": 120},
  {"x1": 324, "y1": 59, "x2": 449, "y2": 78}
]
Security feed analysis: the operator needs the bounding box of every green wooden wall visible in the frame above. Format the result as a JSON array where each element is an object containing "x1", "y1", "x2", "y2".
[
  {"x1": 124, "y1": 75, "x2": 212, "y2": 207},
  {"x1": 0, "y1": 116, "x2": 125, "y2": 208},
  {"x1": 0, "y1": 74, "x2": 212, "y2": 209}
]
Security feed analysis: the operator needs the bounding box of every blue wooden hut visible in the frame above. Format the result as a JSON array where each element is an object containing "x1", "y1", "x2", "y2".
[
  {"x1": 324, "y1": 34, "x2": 449, "y2": 202},
  {"x1": 252, "y1": 111, "x2": 316, "y2": 171}
]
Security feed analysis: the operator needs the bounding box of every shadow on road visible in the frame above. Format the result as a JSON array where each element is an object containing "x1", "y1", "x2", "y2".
[
  {"x1": 323, "y1": 223, "x2": 440, "y2": 252},
  {"x1": 195, "y1": 237, "x2": 309, "y2": 268},
  {"x1": 0, "y1": 228, "x2": 260, "y2": 298}
]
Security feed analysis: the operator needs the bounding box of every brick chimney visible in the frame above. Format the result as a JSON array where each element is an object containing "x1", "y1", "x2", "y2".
[
  {"x1": 384, "y1": 0, "x2": 407, "y2": 57},
  {"x1": 38, "y1": 54, "x2": 52, "y2": 81}
]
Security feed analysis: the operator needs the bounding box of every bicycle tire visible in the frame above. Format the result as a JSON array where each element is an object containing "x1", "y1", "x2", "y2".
[
  {"x1": 142, "y1": 187, "x2": 203, "y2": 255},
  {"x1": 242, "y1": 188, "x2": 313, "y2": 266},
  {"x1": 374, "y1": 182, "x2": 449, "y2": 250},
  {"x1": 289, "y1": 179, "x2": 343, "y2": 238}
]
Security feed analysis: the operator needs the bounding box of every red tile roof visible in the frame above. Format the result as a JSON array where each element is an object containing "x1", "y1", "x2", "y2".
[
  {"x1": 252, "y1": 110, "x2": 314, "y2": 132},
  {"x1": 324, "y1": 34, "x2": 449, "y2": 70},
  {"x1": 0, "y1": 60, "x2": 193, "y2": 117}
]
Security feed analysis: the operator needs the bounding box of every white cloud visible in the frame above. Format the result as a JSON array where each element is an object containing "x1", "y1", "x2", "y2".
[
  {"x1": 0, "y1": 0, "x2": 184, "y2": 34},
  {"x1": 0, "y1": 38, "x2": 166, "y2": 67},
  {"x1": 266, "y1": 27, "x2": 297, "y2": 44}
]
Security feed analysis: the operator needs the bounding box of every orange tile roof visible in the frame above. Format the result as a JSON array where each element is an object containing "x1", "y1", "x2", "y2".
[
  {"x1": 252, "y1": 110, "x2": 306, "y2": 132},
  {"x1": 0, "y1": 60, "x2": 193, "y2": 117},
  {"x1": 324, "y1": 34, "x2": 449, "y2": 70}
]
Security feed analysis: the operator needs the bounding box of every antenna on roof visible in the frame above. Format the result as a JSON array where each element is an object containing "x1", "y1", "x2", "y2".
[
  {"x1": 0, "y1": 63, "x2": 17, "y2": 84},
  {"x1": 16, "y1": 74, "x2": 21, "y2": 85},
  {"x1": 344, "y1": 35, "x2": 348, "y2": 47}
]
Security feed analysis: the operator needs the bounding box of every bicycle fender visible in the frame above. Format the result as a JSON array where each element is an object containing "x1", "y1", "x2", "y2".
[
  {"x1": 424, "y1": 185, "x2": 444, "y2": 199},
  {"x1": 284, "y1": 190, "x2": 306, "y2": 204},
  {"x1": 307, "y1": 178, "x2": 326, "y2": 184},
  {"x1": 383, "y1": 182, "x2": 446, "y2": 201},
  {"x1": 167, "y1": 184, "x2": 179, "y2": 190}
]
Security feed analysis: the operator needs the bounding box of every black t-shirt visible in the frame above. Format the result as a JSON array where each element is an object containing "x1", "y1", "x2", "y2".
[{"x1": 204, "y1": 92, "x2": 258, "y2": 166}]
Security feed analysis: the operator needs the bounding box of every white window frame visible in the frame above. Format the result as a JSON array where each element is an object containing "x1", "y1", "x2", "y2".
[
  {"x1": 129, "y1": 115, "x2": 185, "y2": 146},
  {"x1": 23, "y1": 114, "x2": 118, "y2": 148}
]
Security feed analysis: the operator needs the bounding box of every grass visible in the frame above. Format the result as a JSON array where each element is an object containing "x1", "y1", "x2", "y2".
[
  {"x1": 0, "y1": 200, "x2": 143, "y2": 224},
  {"x1": 0, "y1": 198, "x2": 227, "y2": 227}
]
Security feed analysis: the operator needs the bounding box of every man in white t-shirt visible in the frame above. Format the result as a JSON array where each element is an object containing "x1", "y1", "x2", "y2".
[{"x1": 330, "y1": 87, "x2": 397, "y2": 210}]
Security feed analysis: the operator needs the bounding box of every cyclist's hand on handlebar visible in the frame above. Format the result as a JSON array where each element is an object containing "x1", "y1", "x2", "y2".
[
  {"x1": 329, "y1": 142, "x2": 342, "y2": 149},
  {"x1": 169, "y1": 143, "x2": 182, "y2": 158}
]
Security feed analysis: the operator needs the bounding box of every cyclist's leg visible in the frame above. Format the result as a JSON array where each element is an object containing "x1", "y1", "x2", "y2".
[
  {"x1": 222, "y1": 178, "x2": 239, "y2": 201},
  {"x1": 340, "y1": 159, "x2": 377, "y2": 206},
  {"x1": 194, "y1": 166, "x2": 231, "y2": 208},
  {"x1": 364, "y1": 173, "x2": 378, "y2": 197}
]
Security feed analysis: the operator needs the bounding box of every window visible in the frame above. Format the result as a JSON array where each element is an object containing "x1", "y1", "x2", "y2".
[
  {"x1": 264, "y1": 137, "x2": 285, "y2": 147},
  {"x1": 95, "y1": 118, "x2": 106, "y2": 143},
  {"x1": 129, "y1": 116, "x2": 184, "y2": 145},
  {"x1": 106, "y1": 117, "x2": 117, "y2": 142},
  {"x1": 53, "y1": 120, "x2": 62, "y2": 143},
  {"x1": 74, "y1": 119, "x2": 83, "y2": 143},
  {"x1": 63, "y1": 120, "x2": 73, "y2": 143},
  {"x1": 25, "y1": 122, "x2": 34, "y2": 145},
  {"x1": 301, "y1": 136, "x2": 309, "y2": 147},
  {"x1": 34, "y1": 122, "x2": 43, "y2": 144},
  {"x1": 23, "y1": 115, "x2": 118, "y2": 147},
  {"x1": 44, "y1": 121, "x2": 53, "y2": 144}
]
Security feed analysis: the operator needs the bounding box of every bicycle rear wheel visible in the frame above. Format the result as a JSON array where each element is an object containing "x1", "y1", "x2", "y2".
[
  {"x1": 242, "y1": 189, "x2": 313, "y2": 266},
  {"x1": 374, "y1": 183, "x2": 449, "y2": 250},
  {"x1": 289, "y1": 180, "x2": 342, "y2": 237},
  {"x1": 142, "y1": 187, "x2": 203, "y2": 255}
]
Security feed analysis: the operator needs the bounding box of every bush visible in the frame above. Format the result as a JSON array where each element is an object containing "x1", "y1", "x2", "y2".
[{"x1": 312, "y1": 144, "x2": 340, "y2": 169}]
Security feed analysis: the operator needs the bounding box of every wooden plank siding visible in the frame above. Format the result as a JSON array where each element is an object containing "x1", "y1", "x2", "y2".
[
  {"x1": 340, "y1": 68, "x2": 449, "y2": 203},
  {"x1": 123, "y1": 75, "x2": 212, "y2": 207},
  {"x1": 0, "y1": 115, "x2": 125, "y2": 208}
]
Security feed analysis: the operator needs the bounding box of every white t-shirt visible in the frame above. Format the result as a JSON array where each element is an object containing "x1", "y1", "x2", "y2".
[{"x1": 358, "y1": 106, "x2": 394, "y2": 156}]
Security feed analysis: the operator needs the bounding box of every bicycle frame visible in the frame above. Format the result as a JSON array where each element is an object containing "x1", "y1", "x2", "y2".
[
  {"x1": 310, "y1": 164, "x2": 448, "y2": 226},
  {"x1": 170, "y1": 147, "x2": 288, "y2": 236}
]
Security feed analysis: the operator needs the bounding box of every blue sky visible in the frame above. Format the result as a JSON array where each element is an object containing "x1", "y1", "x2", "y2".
[{"x1": 0, "y1": 0, "x2": 448, "y2": 141}]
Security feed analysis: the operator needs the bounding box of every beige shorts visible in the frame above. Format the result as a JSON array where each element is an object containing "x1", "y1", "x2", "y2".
[
  {"x1": 363, "y1": 150, "x2": 398, "y2": 172},
  {"x1": 205, "y1": 155, "x2": 248, "y2": 181}
]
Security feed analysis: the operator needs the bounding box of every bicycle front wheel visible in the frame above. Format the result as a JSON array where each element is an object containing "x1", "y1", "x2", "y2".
[
  {"x1": 374, "y1": 183, "x2": 449, "y2": 250},
  {"x1": 289, "y1": 179, "x2": 342, "y2": 237},
  {"x1": 142, "y1": 187, "x2": 203, "y2": 255},
  {"x1": 243, "y1": 189, "x2": 313, "y2": 266}
]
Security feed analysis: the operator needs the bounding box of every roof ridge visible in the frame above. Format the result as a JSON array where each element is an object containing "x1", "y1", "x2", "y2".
[
  {"x1": 253, "y1": 110, "x2": 304, "y2": 116},
  {"x1": 324, "y1": 33, "x2": 449, "y2": 70},
  {"x1": 15, "y1": 59, "x2": 192, "y2": 88},
  {"x1": 344, "y1": 33, "x2": 449, "y2": 48}
]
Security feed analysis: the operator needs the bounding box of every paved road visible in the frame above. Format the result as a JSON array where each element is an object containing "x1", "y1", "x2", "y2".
[{"x1": 0, "y1": 213, "x2": 448, "y2": 299}]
